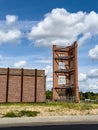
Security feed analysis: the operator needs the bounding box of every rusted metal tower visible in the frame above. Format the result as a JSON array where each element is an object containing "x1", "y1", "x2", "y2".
[{"x1": 52, "y1": 41, "x2": 80, "y2": 102}]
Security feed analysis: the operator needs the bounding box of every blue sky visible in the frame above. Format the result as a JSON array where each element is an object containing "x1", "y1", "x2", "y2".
[{"x1": 0, "y1": 0, "x2": 98, "y2": 92}]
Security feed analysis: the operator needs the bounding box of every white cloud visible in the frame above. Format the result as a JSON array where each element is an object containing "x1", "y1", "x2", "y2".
[
  {"x1": 87, "y1": 69, "x2": 98, "y2": 78},
  {"x1": 89, "y1": 45, "x2": 98, "y2": 60},
  {"x1": 45, "y1": 65, "x2": 52, "y2": 75},
  {"x1": 0, "y1": 16, "x2": 38, "y2": 45},
  {"x1": 78, "y1": 33, "x2": 91, "y2": 46},
  {"x1": 0, "y1": 20, "x2": 37, "y2": 34},
  {"x1": 0, "y1": 55, "x2": 3, "y2": 66},
  {"x1": 35, "y1": 59, "x2": 51, "y2": 64},
  {"x1": 79, "y1": 69, "x2": 98, "y2": 92},
  {"x1": 28, "y1": 8, "x2": 98, "y2": 47},
  {"x1": 79, "y1": 79, "x2": 98, "y2": 93},
  {"x1": 87, "y1": 84, "x2": 98, "y2": 92},
  {"x1": 6, "y1": 15, "x2": 18, "y2": 25},
  {"x1": 44, "y1": 65, "x2": 53, "y2": 90},
  {"x1": 0, "y1": 55, "x2": 3, "y2": 60},
  {"x1": 79, "y1": 73, "x2": 87, "y2": 82},
  {"x1": 14, "y1": 60, "x2": 27, "y2": 68},
  {"x1": 0, "y1": 29, "x2": 22, "y2": 44}
]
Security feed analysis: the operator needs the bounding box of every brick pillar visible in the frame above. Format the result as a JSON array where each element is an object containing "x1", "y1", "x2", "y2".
[
  {"x1": 74, "y1": 41, "x2": 80, "y2": 102},
  {"x1": 6, "y1": 67, "x2": 9, "y2": 103},
  {"x1": 52, "y1": 45, "x2": 59, "y2": 100},
  {"x1": 35, "y1": 69, "x2": 37, "y2": 103},
  {"x1": 21, "y1": 68, "x2": 24, "y2": 102}
]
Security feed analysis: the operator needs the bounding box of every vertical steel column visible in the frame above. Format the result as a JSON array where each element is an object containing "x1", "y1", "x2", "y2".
[{"x1": 6, "y1": 67, "x2": 9, "y2": 103}]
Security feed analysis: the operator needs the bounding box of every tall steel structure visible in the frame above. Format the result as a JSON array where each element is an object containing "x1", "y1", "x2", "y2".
[{"x1": 52, "y1": 41, "x2": 80, "y2": 102}]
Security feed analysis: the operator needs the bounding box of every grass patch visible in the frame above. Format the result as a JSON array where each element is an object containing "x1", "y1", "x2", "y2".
[
  {"x1": 3, "y1": 110, "x2": 40, "y2": 118},
  {"x1": 0, "y1": 102, "x2": 96, "y2": 109},
  {"x1": 18, "y1": 110, "x2": 40, "y2": 117},
  {"x1": 3, "y1": 111, "x2": 18, "y2": 118},
  {"x1": 1, "y1": 101, "x2": 98, "y2": 117},
  {"x1": 80, "y1": 103, "x2": 92, "y2": 110}
]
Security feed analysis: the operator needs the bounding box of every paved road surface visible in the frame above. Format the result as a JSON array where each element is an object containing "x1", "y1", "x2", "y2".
[
  {"x1": 0, "y1": 116, "x2": 98, "y2": 130},
  {"x1": 0, "y1": 124, "x2": 98, "y2": 130},
  {"x1": 0, "y1": 115, "x2": 98, "y2": 126}
]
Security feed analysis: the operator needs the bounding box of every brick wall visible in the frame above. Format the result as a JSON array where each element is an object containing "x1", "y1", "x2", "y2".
[
  {"x1": 22, "y1": 76, "x2": 35, "y2": 102},
  {"x1": 37, "y1": 76, "x2": 46, "y2": 102},
  {"x1": 0, "y1": 68, "x2": 46, "y2": 103},
  {"x1": 8, "y1": 76, "x2": 21, "y2": 102},
  {"x1": 0, "y1": 76, "x2": 7, "y2": 102},
  {"x1": 52, "y1": 42, "x2": 80, "y2": 102}
]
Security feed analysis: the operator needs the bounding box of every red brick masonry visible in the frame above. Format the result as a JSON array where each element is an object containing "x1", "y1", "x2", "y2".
[
  {"x1": 53, "y1": 42, "x2": 80, "y2": 102},
  {"x1": 0, "y1": 68, "x2": 46, "y2": 103}
]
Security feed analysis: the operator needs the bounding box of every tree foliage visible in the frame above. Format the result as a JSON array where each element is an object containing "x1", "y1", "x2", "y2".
[
  {"x1": 46, "y1": 90, "x2": 52, "y2": 100},
  {"x1": 80, "y1": 92, "x2": 98, "y2": 100}
]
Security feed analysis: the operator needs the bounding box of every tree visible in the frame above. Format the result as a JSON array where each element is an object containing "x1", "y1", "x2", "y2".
[
  {"x1": 46, "y1": 90, "x2": 52, "y2": 100},
  {"x1": 80, "y1": 91, "x2": 98, "y2": 101}
]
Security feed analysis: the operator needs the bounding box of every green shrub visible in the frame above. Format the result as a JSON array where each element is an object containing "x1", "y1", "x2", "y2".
[
  {"x1": 18, "y1": 110, "x2": 40, "y2": 117},
  {"x1": 3, "y1": 110, "x2": 40, "y2": 118},
  {"x1": 3, "y1": 111, "x2": 18, "y2": 118},
  {"x1": 80, "y1": 103, "x2": 92, "y2": 110}
]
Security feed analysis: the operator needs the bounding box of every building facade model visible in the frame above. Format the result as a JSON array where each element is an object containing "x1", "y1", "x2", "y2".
[
  {"x1": 52, "y1": 41, "x2": 80, "y2": 102},
  {"x1": 0, "y1": 68, "x2": 46, "y2": 103}
]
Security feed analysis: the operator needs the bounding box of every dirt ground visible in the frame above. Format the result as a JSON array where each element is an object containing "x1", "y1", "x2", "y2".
[{"x1": 0, "y1": 102, "x2": 98, "y2": 117}]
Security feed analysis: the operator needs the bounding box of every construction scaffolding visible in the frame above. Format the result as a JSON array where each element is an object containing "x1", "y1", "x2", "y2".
[{"x1": 52, "y1": 41, "x2": 80, "y2": 102}]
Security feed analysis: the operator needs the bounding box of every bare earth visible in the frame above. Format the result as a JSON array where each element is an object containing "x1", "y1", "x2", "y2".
[{"x1": 0, "y1": 103, "x2": 98, "y2": 117}]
